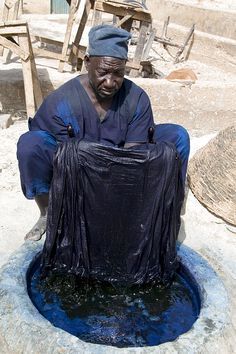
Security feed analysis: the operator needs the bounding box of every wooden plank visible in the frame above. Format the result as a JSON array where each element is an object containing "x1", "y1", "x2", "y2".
[
  {"x1": 0, "y1": 35, "x2": 29, "y2": 60},
  {"x1": 5, "y1": 0, "x2": 20, "y2": 21},
  {"x1": 0, "y1": 26, "x2": 27, "y2": 35},
  {"x1": 58, "y1": 0, "x2": 80, "y2": 72},
  {"x1": 69, "y1": 0, "x2": 95, "y2": 69},
  {"x1": 33, "y1": 47, "x2": 64, "y2": 60},
  {"x1": 0, "y1": 19, "x2": 27, "y2": 26},
  {"x1": 11, "y1": 1, "x2": 20, "y2": 21},
  {"x1": 2, "y1": 2, "x2": 10, "y2": 22},
  {"x1": 0, "y1": 1, "x2": 21, "y2": 58},
  {"x1": 92, "y1": 9, "x2": 102, "y2": 25},
  {"x1": 18, "y1": 33, "x2": 36, "y2": 117},
  {"x1": 125, "y1": 61, "x2": 140, "y2": 70},
  {"x1": 174, "y1": 24, "x2": 195, "y2": 63},
  {"x1": 102, "y1": 0, "x2": 150, "y2": 13},
  {"x1": 115, "y1": 14, "x2": 133, "y2": 28},
  {"x1": 94, "y1": 1, "x2": 151, "y2": 22},
  {"x1": 154, "y1": 35, "x2": 181, "y2": 48},
  {"x1": 33, "y1": 45, "x2": 86, "y2": 61},
  {"x1": 161, "y1": 16, "x2": 170, "y2": 39},
  {"x1": 120, "y1": 17, "x2": 133, "y2": 31},
  {"x1": 142, "y1": 27, "x2": 156, "y2": 60},
  {"x1": 130, "y1": 20, "x2": 149, "y2": 77},
  {"x1": 27, "y1": 34, "x2": 43, "y2": 108},
  {"x1": 31, "y1": 35, "x2": 63, "y2": 47}
]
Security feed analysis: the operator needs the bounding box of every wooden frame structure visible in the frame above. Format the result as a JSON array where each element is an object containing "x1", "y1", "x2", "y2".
[
  {"x1": 0, "y1": 20, "x2": 43, "y2": 117},
  {"x1": 31, "y1": 0, "x2": 90, "y2": 73},
  {"x1": 155, "y1": 16, "x2": 195, "y2": 64},
  {"x1": 32, "y1": 0, "x2": 152, "y2": 76},
  {"x1": 0, "y1": 0, "x2": 21, "y2": 56},
  {"x1": 92, "y1": 0, "x2": 152, "y2": 76}
]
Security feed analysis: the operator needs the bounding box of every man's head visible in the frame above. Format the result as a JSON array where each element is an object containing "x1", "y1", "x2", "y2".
[{"x1": 84, "y1": 25, "x2": 131, "y2": 99}]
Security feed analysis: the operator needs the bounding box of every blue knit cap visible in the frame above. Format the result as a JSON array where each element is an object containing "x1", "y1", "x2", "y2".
[{"x1": 87, "y1": 24, "x2": 131, "y2": 59}]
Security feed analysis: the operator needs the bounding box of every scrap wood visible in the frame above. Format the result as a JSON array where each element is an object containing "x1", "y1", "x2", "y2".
[
  {"x1": 154, "y1": 19, "x2": 195, "y2": 63},
  {"x1": 155, "y1": 35, "x2": 182, "y2": 48},
  {"x1": 103, "y1": 0, "x2": 147, "y2": 10},
  {"x1": 0, "y1": 34, "x2": 29, "y2": 60},
  {"x1": 114, "y1": 14, "x2": 134, "y2": 27},
  {"x1": 174, "y1": 24, "x2": 195, "y2": 63}
]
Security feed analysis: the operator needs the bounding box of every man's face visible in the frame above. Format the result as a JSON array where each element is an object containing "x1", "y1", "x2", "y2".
[{"x1": 85, "y1": 56, "x2": 126, "y2": 99}]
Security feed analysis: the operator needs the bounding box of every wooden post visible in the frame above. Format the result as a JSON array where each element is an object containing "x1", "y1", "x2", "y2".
[
  {"x1": 69, "y1": 0, "x2": 95, "y2": 71},
  {"x1": 0, "y1": 0, "x2": 21, "y2": 56},
  {"x1": 58, "y1": 0, "x2": 80, "y2": 72},
  {"x1": 115, "y1": 14, "x2": 133, "y2": 28},
  {"x1": 174, "y1": 24, "x2": 195, "y2": 63},
  {"x1": 25, "y1": 24, "x2": 43, "y2": 109},
  {"x1": 92, "y1": 9, "x2": 102, "y2": 25},
  {"x1": 0, "y1": 22, "x2": 44, "y2": 117},
  {"x1": 130, "y1": 20, "x2": 149, "y2": 77},
  {"x1": 142, "y1": 27, "x2": 156, "y2": 60},
  {"x1": 18, "y1": 34, "x2": 36, "y2": 117}
]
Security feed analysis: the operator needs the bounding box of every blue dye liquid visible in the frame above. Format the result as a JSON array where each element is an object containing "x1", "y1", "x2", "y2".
[{"x1": 27, "y1": 258, "x2": 200, "y2": 348}]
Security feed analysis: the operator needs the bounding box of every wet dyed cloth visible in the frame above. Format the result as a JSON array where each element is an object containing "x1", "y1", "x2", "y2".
[
  {"x1": 41, "y1": 140, "x2": 184, "y2": 285},
  {"x1": 17, "y1": 76, "x2": 190, "y2": 199}
]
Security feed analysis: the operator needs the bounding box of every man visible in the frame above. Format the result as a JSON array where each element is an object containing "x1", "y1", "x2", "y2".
[{"x1": 17, "y1": 24, "x2": 190, "y2": 241}]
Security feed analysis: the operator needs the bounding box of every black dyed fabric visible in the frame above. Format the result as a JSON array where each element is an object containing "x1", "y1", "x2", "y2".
[{"x1": 41, "y1": 140, "x2": 184, "y2": 285}]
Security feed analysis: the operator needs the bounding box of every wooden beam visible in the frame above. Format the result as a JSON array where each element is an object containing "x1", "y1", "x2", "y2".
[
  {"x1": 58, "y1": 0, "x2": 80, "y2": 72},
  {"x1": 26, "y1": 23, "x2": 43, "y2": 109},
  {"x1": 32, "y1": 35, "x2": 63, "y2": 47},
  {"x1": 0, "y1": 25, "x2": 27, "y2": 35},
  {"x1": 115, "y1": 14, "x2": 133, "y2": 28},
  {"x1": 33, "y1": 44, "x2": 86, "y2": 61},
  {"x1": 174, "y1": 24, "x2": 195, "y2": 63},
  {"x1": 0, "y1": 35, "x2": 29, "y2": 60},
  {"x1": 125, "y1": 61, "x2": 140, "y2": 70},
  {"x1": 92, "y1": 9, "x2": 102, "y2": 26},
  {"x1": 94, "y1": 1, "x2": 151, "y2": 22},
  {"x1": 69, "y1": 0, "x2": 95, "y2": 69},
  {"x1": 154, "y1": 35, "x2": 182, "y2": 48},
  {"x1": 142, "y1": 27, "x2": 156, "y2": 60},
  {"x1": 130, "y1": 20, "x2": 149, "y2": 77},
  {"x1": 18, "y1": 33, "x2": 37, "y2": 117},
  {"x1": 0, "y1": 19, "x2": 27, "y2": 26},
  {"x1": 33, "y1": 47, "x2": 65, "y2": 60}
]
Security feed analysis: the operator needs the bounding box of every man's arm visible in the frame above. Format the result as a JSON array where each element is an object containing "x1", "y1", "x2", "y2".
[{"x1": 125, "y1": 90, "x2": 155, "y2": 147}]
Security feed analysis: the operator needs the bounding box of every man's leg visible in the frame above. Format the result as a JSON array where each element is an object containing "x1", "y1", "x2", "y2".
[
  {"x1": 17, "y1": 130, "x2": 57, "y2": 241},
  {"x1": 154, "y1": 123, "x2": 190, "y2": 184}
]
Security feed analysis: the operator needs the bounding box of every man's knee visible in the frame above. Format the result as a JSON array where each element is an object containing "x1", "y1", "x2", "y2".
[
  {"x1": 17, "y1": 131, "x2": 57, "y2": 199},
  {"x1": 173, "y1": 124, "x2": 190, "y2": 158},
  {"x1": 17, "y1": 130, "x2": 57, "y2": 162},
  {"x1": 154, "y1": 123, "x2": 190, "y2": 159}
]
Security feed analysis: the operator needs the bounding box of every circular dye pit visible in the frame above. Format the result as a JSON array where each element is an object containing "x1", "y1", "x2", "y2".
[{"x1": 27, "y1": 255, "x2": 200, "y2": 348}]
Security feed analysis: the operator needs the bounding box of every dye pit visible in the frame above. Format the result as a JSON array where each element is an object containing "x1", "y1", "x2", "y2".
[{"x1": 27, "y1": 256, "x2": 200, "y2": 348}]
